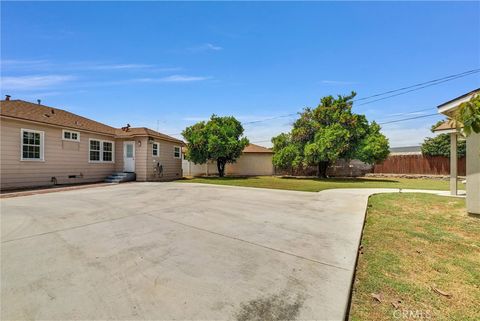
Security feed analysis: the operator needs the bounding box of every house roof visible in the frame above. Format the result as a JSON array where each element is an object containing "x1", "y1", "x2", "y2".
[
  {"x1": 433, "y1": 120, "x2": 463, "y2": 132},
  {"x1": 243, "y1": 143, "x2": 273, "y2": 153},
  {"x1": 437, "y1": 88, "x2": 480, "y2": 115},
  {"x1": 0, "y1": 99, "x2": 116, "y2": 135},
  {"x1": 0, "y1": 99, "x2": 183, "y2": 144},
  {"x1": 115, "y1": 127, "x2": 184, "y2": 144},
  {"x1": 437, "y1": 88, "x2": 480, "y2": 109}
]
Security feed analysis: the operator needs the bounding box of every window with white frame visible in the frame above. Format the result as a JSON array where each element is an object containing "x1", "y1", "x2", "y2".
[
  {"x1": 152, "y1": 142, "x2": 159, "y2": 156},
  {"x1": 174, "y1": 146, "x2": 181, "y2": 159},
  {"x1": 103, "y1": 141, "x2": 113, "y2": 161},
  {"x1": 21, "y1": 129, "x2": 44, "y2": 160},
  {"x1": 89, "y1": 140, "x2": 101, "y2": 161},
  {"x1": 89, "y1": 139, "x2": 114, "y2": 162},
  {"x1": 62, "y1": 130, "x2": 80, "y2": 142}
]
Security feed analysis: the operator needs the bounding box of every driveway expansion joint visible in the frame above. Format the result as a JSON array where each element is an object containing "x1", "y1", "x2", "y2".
[{"x1": 148, "y1": 213, "x2": 351, "y2": 271}]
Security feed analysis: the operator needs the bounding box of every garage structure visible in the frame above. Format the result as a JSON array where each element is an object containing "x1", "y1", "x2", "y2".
[{"x1": 182, "y1": 143, "x2": 274, "y2": 177}]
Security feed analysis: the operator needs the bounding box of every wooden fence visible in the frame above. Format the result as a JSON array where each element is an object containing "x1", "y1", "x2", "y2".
[{"x1": 373, "y1": 155, "x2": 466, "y2": 176}]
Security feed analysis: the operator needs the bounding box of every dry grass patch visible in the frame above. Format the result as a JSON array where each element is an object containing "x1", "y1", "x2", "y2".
[{"x1": 349, "y1": 193, "x2": 480, "y2": 321}]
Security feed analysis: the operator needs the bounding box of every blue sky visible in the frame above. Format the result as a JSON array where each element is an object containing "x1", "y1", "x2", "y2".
[{"x1": 1, "y1": 1, "x2": 479, "y2": 147}]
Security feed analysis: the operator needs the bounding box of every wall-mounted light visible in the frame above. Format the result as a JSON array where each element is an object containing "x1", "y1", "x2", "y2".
[{"x1": 137, "y1": 140, "x2": 142, "y2": 147}]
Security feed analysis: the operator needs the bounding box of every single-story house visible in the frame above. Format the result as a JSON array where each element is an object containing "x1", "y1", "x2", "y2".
[
  {"x1": 0, "y1": 97, "x2": 184, "y2": 190},
  {"x1": 434, "y1": 88, "x2": 479, "y2": 215},
  {"x1": 182, "y1": 143, "x2": 274, "y2": 176}
]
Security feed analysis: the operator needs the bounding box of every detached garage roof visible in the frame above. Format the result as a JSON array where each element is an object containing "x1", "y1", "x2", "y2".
[
  {"x1": 182, "y1": 143, "x2": 273, "y2": 154},
  {"x1": 243, "y1": 144, "x2": 273, "y2": 153}
]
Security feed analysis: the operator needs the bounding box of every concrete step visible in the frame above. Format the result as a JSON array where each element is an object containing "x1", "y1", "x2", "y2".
[{"x1": 104, "y1": 172, "x2": 136, "y2": 183}]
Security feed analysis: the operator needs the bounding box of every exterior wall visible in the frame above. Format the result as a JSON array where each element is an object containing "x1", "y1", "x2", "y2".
[
  {"x1": 146, "y1": 138, "x2": 183, "y2": 181},
  {"x1": 226, "y1": 153, "x2": 274, "y2": 176},
  {"x1": 0, "y1": 118, "x2": 116, "y2": 190},
  {"x1": 114, "y1": 138, "x2": 127, "y2": 172},
  {"x1": 134, "y1": 137, "x2": 148, "y2": 181},
  {"x1": 182, "y1": 153, "x2": 274, "y2": 177},
  {"x1": 466, "y1": 132, "x2": 480, "y2": 214}
]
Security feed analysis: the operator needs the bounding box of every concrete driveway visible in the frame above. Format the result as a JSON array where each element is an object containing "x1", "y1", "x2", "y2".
[{"x1": 1, "y1": 182, "x2": 385, "y2": 320}]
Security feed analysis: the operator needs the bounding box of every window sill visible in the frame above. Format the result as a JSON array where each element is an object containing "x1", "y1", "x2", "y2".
[
  {"x1": 62, "y1": 138, "x2": 80, "y2": 142},
  {"x1": 88, "y1": 161, "x2": 115, "y2": 164},
  {"x1": 20, "y1": 158, "x2": 45, "y2": 162}
]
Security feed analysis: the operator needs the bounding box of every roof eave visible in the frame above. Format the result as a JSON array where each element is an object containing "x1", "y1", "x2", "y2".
[
  {"x1": 0, "y1": 115, "x2": 116, "y2": 137},
  {"x1": 437, "y1": 89, "x2": 480, "y2": 115}
]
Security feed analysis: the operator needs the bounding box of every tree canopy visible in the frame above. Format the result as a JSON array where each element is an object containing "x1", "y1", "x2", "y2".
[
  {"x1": 272, "y1": 92, "x2": 390, "y2": 177},
  {"x1": 421, "y1": 121, "x2": 466, "y2": 157},
  {"x1": 182, "y1": 114, "x2": 249, "y2": 177}
]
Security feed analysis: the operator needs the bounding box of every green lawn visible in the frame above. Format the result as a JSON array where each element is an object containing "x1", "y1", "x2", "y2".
[
  {"x1": 178, "y1": 176, "x2": 459, "y2": 192},
  {"x1": 349, "y1": 193, "x2": 479, "y2": 321}
]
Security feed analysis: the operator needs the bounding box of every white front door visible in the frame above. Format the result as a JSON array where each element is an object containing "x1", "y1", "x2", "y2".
[{"x1": 123, "y1": 141, "x2": 135, "y2": 172}]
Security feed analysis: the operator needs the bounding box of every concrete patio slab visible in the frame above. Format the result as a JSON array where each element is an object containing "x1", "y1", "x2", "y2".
[{"x1": 0, "y1": 183, "x2": 449, "y2": 320}]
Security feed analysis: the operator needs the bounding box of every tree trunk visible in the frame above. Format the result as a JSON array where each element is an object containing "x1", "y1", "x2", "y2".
[
  {"x1": 317, "y1": 161, "x2": 329, "y2": 178},
  {"x1": 217, "y1": 159, "x2": 226, "y2": 177}
]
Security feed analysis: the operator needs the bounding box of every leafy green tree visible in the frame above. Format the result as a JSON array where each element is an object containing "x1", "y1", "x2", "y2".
[
  {"x1": 272, "y1": 92, "x2": 390, "y2": 177},
  {"x1": 454, "y1": 93, "x2": 480, "y2": 136},
  {"x1": 182, "y1": 115, "x2": 249, "y2": 177},
  {"x1": 421, "y1": 121, "x2": 466, "y2": 157}
]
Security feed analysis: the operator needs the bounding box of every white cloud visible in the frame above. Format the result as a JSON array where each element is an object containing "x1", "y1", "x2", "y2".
[
  {"x1": 1, "y1": 59, "x2": 50, "y2": 67},
  {"x1": 88, "y1": 63, "x2": 154, "y2": 70},
  {"x1": 1, "y1": 75, "x2": 75, "y2": 90},
  {"x1": 188, "y1": 43, "x2": 223, "y2": 52},
  {"x1": 135, "y1": 75, "x2": 211, "y2": 83},
  {"x1": 1, "y1": 59, "x2": 181, "y2": 73}
]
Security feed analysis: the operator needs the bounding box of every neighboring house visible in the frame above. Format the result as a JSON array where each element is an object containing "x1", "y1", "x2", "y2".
[
  {"x1": 434, "y1": 88, "x2": 480, "y2": 215},
  {"x1": 389, "y1": 146, "x2": 422, "y2": 156},
  {"x1": 0, "y1": 98, "x2": 184, "y2": 190},
  {"x1": 182, "y1": 143, "x2": 274, "y2": 176}
]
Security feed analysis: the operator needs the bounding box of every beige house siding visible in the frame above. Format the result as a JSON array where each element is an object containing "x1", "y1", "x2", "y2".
[
  {"x1": 466, "y1": 132, "x2": 480, "y2": 214},
  {"x1": 226, "y1": 153, "x2": 274, "y2": 176},
  {"x1": 134, "y1": 137, "x2": 148, "y2": 181},
  {"x1": 146, "y1": 139, "x2": 183, "y2": 181},
  {"x1": 0, "y1": 118, "x2": 116, "y2": 190},
  {"x1": 114, "y1": 139, "x2": 126, "y2": 172}
]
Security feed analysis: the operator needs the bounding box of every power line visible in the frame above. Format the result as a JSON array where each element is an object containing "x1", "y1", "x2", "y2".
[
  {"x1": 375, "y1": 107, "x2": 434, "y2": 122},
  {"x1": 356, "y1": 73, "x2": 479, "y2": 106},
  {"x1": 168, "y1": 69, "x2": 477, "y2": 136},
  {"x1": 250, "y1": 113, "x2": 442, "y2": 143},
  {"x1": 244, "y1": 113, "x2": 297, "y2": 125},
  {"x1": 167, "y1": 113, "x2": 297, "y2": 135},
  {"x1": 354, "y1": 69, "x2": 480, "y2": 104},
  {"x1": 378, "y1": 113, "x2": 440, "y2": 125}
]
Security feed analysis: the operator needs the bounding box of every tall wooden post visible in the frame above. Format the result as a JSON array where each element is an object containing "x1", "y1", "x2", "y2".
[{"x1": 450, "y1": 133, "x2": 458, "y2": 196}]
